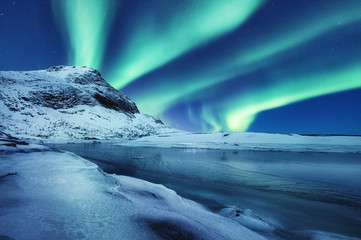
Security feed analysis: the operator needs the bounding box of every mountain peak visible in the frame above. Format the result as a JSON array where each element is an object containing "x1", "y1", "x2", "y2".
[{"x1": 0, "y1": 66, "x2": 175, "y2": 140}]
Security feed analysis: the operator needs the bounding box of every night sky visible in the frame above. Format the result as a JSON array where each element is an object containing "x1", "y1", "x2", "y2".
[{"x1": 1, "y1": 0, "x2": 361, "y2": 134}]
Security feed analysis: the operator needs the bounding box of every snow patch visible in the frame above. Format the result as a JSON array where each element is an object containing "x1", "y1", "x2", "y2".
[{"x1": 123, "y1": 132, "x2": 361, "y2": 153}]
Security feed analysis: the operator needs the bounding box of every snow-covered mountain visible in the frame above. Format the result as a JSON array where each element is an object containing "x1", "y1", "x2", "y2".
[{"x1": 0, "y1": 66, "x2": 175, "y2": 140}]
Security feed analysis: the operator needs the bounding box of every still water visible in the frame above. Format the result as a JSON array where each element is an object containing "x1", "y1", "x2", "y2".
[{"x1": 49, "y1": 143, "x2": 361, "y2": 239}]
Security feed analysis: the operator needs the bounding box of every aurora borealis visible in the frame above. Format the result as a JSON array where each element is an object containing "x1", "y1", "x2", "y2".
[
  {"x1": 1, "y1": 0, "x2": 361, "y2": 134},
  {"x1": 51, "y1": 0, "x2": 117, "y2": 70},
  {"x1": 106, "y1": 0, "x2": 263, "y2": 89}
]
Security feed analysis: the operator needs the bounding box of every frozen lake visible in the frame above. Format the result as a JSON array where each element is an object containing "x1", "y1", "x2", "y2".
[{"x1": 50, "y1": 143, "x2": 361, "y2": 239}]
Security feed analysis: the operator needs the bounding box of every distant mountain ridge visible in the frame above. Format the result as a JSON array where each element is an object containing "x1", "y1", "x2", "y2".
[{"x1": 0, "y1": 65, "x2": 174, "y2": 140}]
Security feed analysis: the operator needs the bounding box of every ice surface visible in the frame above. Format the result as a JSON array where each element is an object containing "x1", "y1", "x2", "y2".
[
  {"x1": 111, "y1": 175, "x2": 267, "y2": 240},
  {"x1": 2, "y1": 132, "x2": 361, "y2": 239},
  {"x1": 50, "y1": 142, "x2": 361, "y2": 239},
  {"x1": 298, "y1": 230, "x2": 361, "y2": 240},
  {"x1": 0, "y1": 142, "x2": 266, "y2": 240},
  {"x1": 0, "y1": 151, "x2": 147, "y2": 240}
]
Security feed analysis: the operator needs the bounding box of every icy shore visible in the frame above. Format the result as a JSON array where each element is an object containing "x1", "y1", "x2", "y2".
[
  {"x1": 0, "y1": 139, "x2": 266, "y2": 240},
  {"x1": 121, "y1": 132, "x2": 361, "y2": 153},
  {"x1": 2, "y1": 135, "x2": 361, "y2": 239}
]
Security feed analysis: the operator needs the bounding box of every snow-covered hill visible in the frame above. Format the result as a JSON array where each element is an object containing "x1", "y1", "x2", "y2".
[{"x1": 0, "y1": 66, "x2": 175, "y2": 140}]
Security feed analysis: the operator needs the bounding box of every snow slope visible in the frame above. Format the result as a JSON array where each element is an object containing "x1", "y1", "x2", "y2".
[
  {"x1": 123, "y1": 132, "x2": 361, "y2": 153},
  {"x1": 0, "y1": 66, "x2": 176, "y2": 140},
  {"x1": 0, "y1": 138, "x2": 266, "y2": 240}
]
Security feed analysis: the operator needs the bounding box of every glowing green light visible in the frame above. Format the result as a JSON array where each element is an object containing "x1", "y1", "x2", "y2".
[
  {"x1": 200, "y1": 106, "x2": 222, "y2": 132},
  {"x1": 108, "y1": 0, "x2": 264, "y2": 89},
  {"x1": 225, "y1": 62, "x2": 361, "y2": 131},
  {"x1": 52, "y1": 0, "x2": 116, "y2": 70},
  {"x1": 51, "y1": 0, "x2": 361, "y2": 133},
  {"x1": 229, "y1": 6, "x2": 361, "y2": 69},
  {"x1": 130, "y1": 4, "x2": 361, "y2": 132}
]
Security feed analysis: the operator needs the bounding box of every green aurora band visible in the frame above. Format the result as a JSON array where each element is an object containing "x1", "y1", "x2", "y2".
[
  {"x1": 53, "y1": 1, "x2": 361, "y2": 132},
  {"x1": 130, "y1": 4, "x2": 361, "y2": 131},
  {"x1": 52, "y1": 0, "x2": 116, "y2": 70},
  {"x1": 107, "y1": 0, "x2": 264, "y2": 89},
  {"x1": 223, "y1": 62, "x2": 361, "y2": 132}
]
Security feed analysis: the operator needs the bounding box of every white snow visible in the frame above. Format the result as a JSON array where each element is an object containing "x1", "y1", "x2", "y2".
[
  {"x1": 123, "y1": 132, "x2": 361, "y2": 153},
  {"x1": 1, "y1": 101, "x2": 174, "y2": 140},
  {"x1": 0, "y1": 141, "x2": 266, "y2": 240},
  {"x1": 219, "y1": 206, "x2": 275, "y2": 233},
  {"x1": 111, "y1": 175, "x2": 267, "y2": 240},
  {"x1": 1, "y1": 137, "x2": 360, "y2": 239},
  {"x1": 0, "y1": 66, "x2": 177, "y2": 140},
  {"x1": 1, "y1": 66, "x2": 361, "y2": 239}
]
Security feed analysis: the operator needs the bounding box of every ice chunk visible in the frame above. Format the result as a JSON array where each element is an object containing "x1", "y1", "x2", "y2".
[
  {"x1": 219, "y1": 206, "x2": 275, "y2": 233},
  {"x1": 111, "y1": 175, "x2": 267, "y2": 240}
]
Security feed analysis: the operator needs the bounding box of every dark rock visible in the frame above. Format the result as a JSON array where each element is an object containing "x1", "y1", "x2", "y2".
[
  {"x1": 0, "y1": 235, "x2": 16, "y2": 240},
  {"x1": 93, "y1": 92, "x2": 137, "y2": 113},
  {"x1": 0, "y1": 131, "x2": 17, "y2": 139},
  {"x1": 154, "y1": 119, "x2": 163, "y2": 124},
  {"x1": 0, "y1": 172, "x2": 17, "y2": 179},
  {"x1": 47, "y1": 65, "x2": 66, "y2": 72},
  {"x1": 84, "y1": 137, "x2": 99, "y2": 140},
  {"x1": 3, "y1": 143, "x2": 16, "y2": 147},
  {"x1": 146, "y1": 219, "x2": 205, "y2": 240},
  {"x1": 0, "y1": 139, "x2": 29, "y2": 145}
]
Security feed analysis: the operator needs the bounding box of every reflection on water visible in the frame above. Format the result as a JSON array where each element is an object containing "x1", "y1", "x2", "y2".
[{"x1": 49, "y1": 143, "x2": 361, "y2": 238}]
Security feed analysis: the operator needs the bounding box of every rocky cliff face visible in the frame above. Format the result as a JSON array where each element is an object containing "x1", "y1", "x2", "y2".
[{"x1": 0, "y1": 66, "x2": 174, "y2": 140}]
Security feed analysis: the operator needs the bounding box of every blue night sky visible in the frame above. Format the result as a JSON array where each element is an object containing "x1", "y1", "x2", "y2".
[{"x1": 1, "y1": 0, "x2": 361, "y2": 134}]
